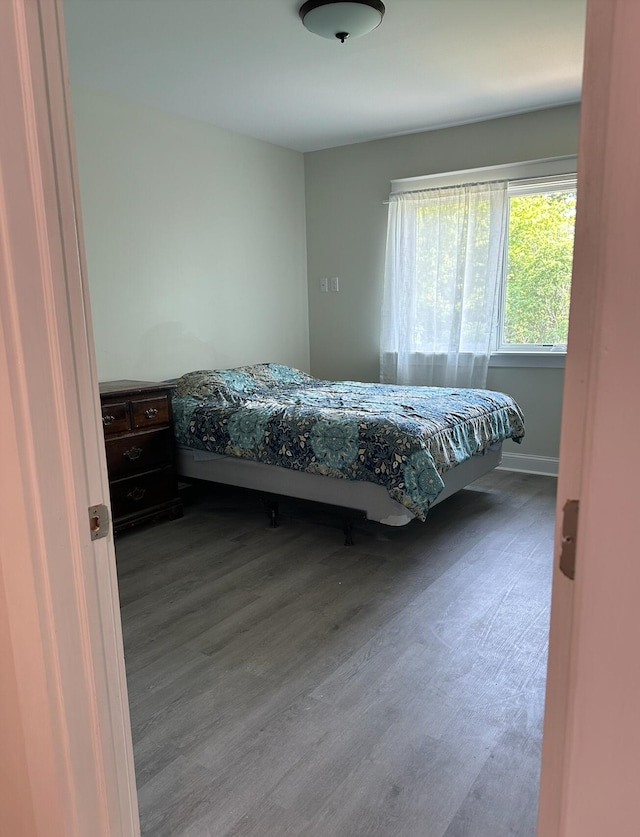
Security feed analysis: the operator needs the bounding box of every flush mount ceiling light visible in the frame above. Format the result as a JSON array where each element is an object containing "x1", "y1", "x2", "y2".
[{"x1": 299, "y1": 0, "x2": 386, "y2": 44}]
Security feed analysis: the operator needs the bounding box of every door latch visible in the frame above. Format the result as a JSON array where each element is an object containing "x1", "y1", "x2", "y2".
[
  {"x1": 559, "y1": 499, "x2": 579, "y2": 580},
  {"x1": 89, "y1": 504, "x2": 110, "y2": 541}
]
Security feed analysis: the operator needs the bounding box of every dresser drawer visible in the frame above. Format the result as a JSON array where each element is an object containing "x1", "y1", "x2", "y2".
[
  {"x1": 99, "y1": 380, "x2": 183, "y2": 531},
  {"x1": 105, "y1": 428, "x2": 173, "y2": 480},
  {"x1": 109, "y1": 467, "x2": 175, "y2": 520},
  {"x1": 131, "y1": 395, "x2": 170, "y2": 429},
  {"x1": 101, "y1": 401, "x2": 130, "y2": 435}
]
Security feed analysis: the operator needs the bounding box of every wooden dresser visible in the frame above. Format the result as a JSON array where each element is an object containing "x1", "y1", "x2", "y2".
[{"x1": 99, "y1": 380, "x2": 183, "y2": 532}]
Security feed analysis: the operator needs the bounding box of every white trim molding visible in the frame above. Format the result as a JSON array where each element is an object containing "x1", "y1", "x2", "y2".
[
  {"x1": 490, "y1": 352, "x2": 566, "y2": 369},
  {"x1": 390, "y1": 155, "x2": 578, "y2": 195},
  {"x1": 498, "y1": 452, "x2": 559, "y2": 477}
]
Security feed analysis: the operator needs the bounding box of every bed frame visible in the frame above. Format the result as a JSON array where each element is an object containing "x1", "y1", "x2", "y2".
[{"x1": 176, "y1": 443, "x2": 503, "y2": 528}]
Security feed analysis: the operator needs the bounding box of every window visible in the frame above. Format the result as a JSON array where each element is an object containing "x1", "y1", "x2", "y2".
[
  {"x1": 498, "y1": 175, "x2": 577, "y2": 353},
  {"x1": 384, "y1": 158, "x2": 578, "y2": 379}
]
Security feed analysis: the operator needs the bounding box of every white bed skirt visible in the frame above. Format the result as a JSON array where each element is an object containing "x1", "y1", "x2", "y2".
[{"x1": 176, "y1": 443, "x2": 503, "y2": 526}]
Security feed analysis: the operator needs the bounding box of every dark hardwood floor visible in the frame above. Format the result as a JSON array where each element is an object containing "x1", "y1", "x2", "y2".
[{"x1": 115, "y1": 470, "x2": 556, "y2": 837}]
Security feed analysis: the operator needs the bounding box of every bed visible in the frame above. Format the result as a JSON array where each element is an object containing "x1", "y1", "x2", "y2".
[{"x1": 171, "y1": 363, "x2": 525, "y2": 530}]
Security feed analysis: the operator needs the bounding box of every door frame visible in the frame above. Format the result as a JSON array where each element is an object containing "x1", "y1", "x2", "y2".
[{"x1": 0, "y1": 1, "x2": 138, "y2": 834}]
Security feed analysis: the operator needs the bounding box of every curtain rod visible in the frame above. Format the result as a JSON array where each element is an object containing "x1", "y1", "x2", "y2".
[{"x1": 382, "y1": 169, "x2": 577, "y2": 204}]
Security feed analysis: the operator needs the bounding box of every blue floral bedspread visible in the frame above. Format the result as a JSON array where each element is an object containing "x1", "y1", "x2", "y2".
[{"x1": 172, "y1": 363, "x2": 525, "y2": 521}]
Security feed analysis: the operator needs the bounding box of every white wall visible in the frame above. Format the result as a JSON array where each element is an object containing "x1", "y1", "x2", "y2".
[
  {"x1": 71, "y1": 87, "x2": 310, "y2": 382},
  {"x1": 304, "y1": 105, "x2": 580, "y2": 461}
]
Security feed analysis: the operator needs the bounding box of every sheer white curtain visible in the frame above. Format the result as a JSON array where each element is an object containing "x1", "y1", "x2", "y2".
[{"x1": 380, "y1": 181, "x2": 508, "y2": 388}]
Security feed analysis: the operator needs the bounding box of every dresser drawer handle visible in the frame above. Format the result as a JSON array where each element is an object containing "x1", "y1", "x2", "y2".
[
  {"x1": 123, "y1": 446, "x2": 143, "y2": 461},
  {"x1": 102, "y1": 415, "x2": 116, "y2": 426},
  {"x1": 127, "y1": 487, "x2": 146, "y2": 502},
  {"x1": 144, "y1": 407, "x2": 159, "y2": 419}
]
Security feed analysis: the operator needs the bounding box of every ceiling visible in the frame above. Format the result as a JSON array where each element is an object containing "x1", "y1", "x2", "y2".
[{"x1": 63, "y1": 0, "x2": 587, "y2": 153}]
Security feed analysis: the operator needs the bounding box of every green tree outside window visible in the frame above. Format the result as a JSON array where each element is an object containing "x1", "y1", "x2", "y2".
[{"x1": 504, "y1": 190, "x2": 576, "y2": 346}]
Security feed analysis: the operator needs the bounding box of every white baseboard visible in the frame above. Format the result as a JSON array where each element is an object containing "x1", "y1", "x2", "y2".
[{"x1": 498, "y1": 452, "x2": 559, "y2": 477}]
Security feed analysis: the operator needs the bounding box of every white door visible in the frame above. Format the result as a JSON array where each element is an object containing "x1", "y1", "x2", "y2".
[
  {"x1": 0, "y1": 1, "x2": 138, "y2": 834},
  {"x1": 537, "y1": 1, "x2": 640, "y2": 834}
]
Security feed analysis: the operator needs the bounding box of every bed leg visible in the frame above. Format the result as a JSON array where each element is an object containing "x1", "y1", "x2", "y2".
[
  {"x1": 266, "y1": 499, "x2": 279, "y2": 528},
  {"x1": 343, "y1": 517, "x2": 354, "y2": 546}
]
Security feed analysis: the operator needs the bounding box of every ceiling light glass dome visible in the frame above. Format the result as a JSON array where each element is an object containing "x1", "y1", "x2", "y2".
[{"x1": 299, "y1": 1, "x2": 386, "y2": 43}]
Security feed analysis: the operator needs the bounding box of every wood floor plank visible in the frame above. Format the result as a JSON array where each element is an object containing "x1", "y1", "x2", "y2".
[
  {"x1": 116, "y1": 471, "x2": 556, "y2": 836},
  {"x1": 442, "y1": 729, "x2": 542, "y2": 837},
  {"x1": 136, "y1": 754, "x2": 224, "y2": 837},
  {"x1": 131, "y1": 661, "x2": 271, "y2": 787},
  {"x1": 220, "y1": 802, "x2": 311, "y2": 837},
  {"x1": 298, "y1": 710, "x2": 499, "y2": 837}
]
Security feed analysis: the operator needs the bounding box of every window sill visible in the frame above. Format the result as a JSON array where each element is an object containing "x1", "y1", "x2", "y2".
[{"x1": 489, "y1": 352, "x2": 566, "y2": 369}]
